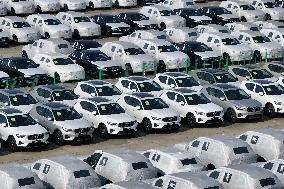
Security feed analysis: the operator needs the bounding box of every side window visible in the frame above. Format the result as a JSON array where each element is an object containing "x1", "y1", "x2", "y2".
[
  {"x1": 245, "y1": 83, "x2": 255, "y2": 91},
  {"x1": 121, "y1": 80, "x2": 130, "y2": 88},
  {"x1": 214, "y1": 39, "x2": 219, "y2": 44},
  {"x1": 124, "y1": 96, "x2": 133, "y2": 106},
  {"x1": 255, "y1": 85, "x2": 264, "y2": 93},
  {"x1": 129, "y1": 82, "x2": 138, "y2": 91},
  {"x1": 196, "y1": 72, "x2": 205, "y2": 79},
  {"x1": 268, "y1": 64, "x2": 282, "y2": 73},
  {"x1": 154, "y1": 179, "x2": 164, "y2": 188},
  {"x1": 80, "y1": 101, "x2": 97, "y2": 112},
  {"x1": 152, "y1": 153, "x2": 161, "y2": 162},
  {"x1": 268, "y1": 32, "x2": 273, "y2": 38},
  {"x1": 191, "y1": 140, "x2": 200, "y2": 147},
  {"x1": 166, "y1": 92, "x2": 175, "y2": 100},
  {"x1": 238, "y1": 35, "x2": 243, "y2": 41},
  {"x1": 0, "y1": 114, "x2": 7, "y2": 124},
  {"x1": 263, "y1": 162, "x2": 274, "y2": 170},
  {"x1": 43, "y1": 164, "x2": 50, "y2": 174},
  {"x1": 167, "y1": 78, "x2": 176, "y2": 86},
  {"x1": 239, "y1": 134, "x2": 248, "y2": 141},
  {"x1": 277, "y1": 164, "x2": 284, "y2": 174},
  {"x1": 207, "y1": 36, "x2": 213, "y2": 42},
  {"x1": 33, "y1": 163, "x2": 41, "y2": 171},
  {"x1": 209, "y1": 171, "x2": 220, "y2": 179},
  {"x1": 143, "y1": 43, "x2": 149, "y2": 49},
  {"x1": 250, "y1": 135, "x2": 259, "y2": 144},
  {"x1": 175, "y1": 94, "x2": 185, "y2": 103},
  {"x1": 99, "y1": 157, "x2": 108, "y2": 166},
  {"x1": 131, "y1": 98, "x2": 141, "y2": 108},
  {"x1": 111, "y1": 46, "x2": 116, "y2": 52},
  {"x1": 202, "y1": 142, "x2": 210, "y2": 151},
  {"x1": 158, "y1": 76, "x2": 167, "y2": 84},
  {"x1": 223, "y1": 173, "x2": 232, "y2": 183},
  {"x1": 204, "y1": 73, "x2": 215, "y2": 84},
  {"x1": 215, "y1": 89, "x2": 225, "y2": 99}
]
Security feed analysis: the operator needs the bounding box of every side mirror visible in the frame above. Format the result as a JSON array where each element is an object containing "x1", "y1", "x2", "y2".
[
  {"x1": 92, "y1": 111, "x2": 97, "y2": 115},
  {"x1": 259, "y1": 92, "x2": 264, "y2": 96},
  {"x1": 47, "y1": 117, "x2": 52, "y2": 121},
  {"x1": 4, "y1": 102, "x2": 9, "y2": 106},
  {"x1": 281, "y1": 72, "x2": 284, "y2": 76},
  {"x1": 47, "y1": 98, "x2": 52, "y2": 101},
  {"x1": 245, "y1": 76, "x2": 251, "y2": 80},
  {"x1": 219, "y1": 97, "x2": 226, "y2": 101},
  {"x1": 135, "y1": 106, "x2": 141, "y2": 110}
]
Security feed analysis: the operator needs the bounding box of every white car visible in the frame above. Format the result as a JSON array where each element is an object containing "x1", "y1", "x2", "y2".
[
  {"x1": 86, "y1": 0, "x2": 112, "y2": 9},
  {"x1": 153, "y1": 72, "x2": 202, "y2": 91},
  {"x1": 31, "y1": 0, "x2": 61, "y2": 12},
  {"x1": 225, "y1": 22, "x2": 261, "y2": 32},
  {"x1": 162, "y1": 0, "x2": 197, "y2": 9},
  {"x1": 163, "y1": 27, "x2": 199, "y2": 43},
  {"x1": 120, "y1": 30, "x2": 171, "y2": 43},
  {"x1": 261, "y1": 28, "x2": 284, "y2": 47},
  {"x1": 117, "y1": 93, "x2": 181, "y2": 132},
  {"x1": 115, "y1": 76, "x2": 163, "y2": 96},
  {"x1": 26, "y1": 14, "x2": 72, "y2": 39},
  {"x1": 195, "y1": 24, "x2": 231, "y2": 34},
  {"x1": 0, "y1": 108, "x2": 48, "y2": 151},
  {"x1": 197, "y1": 32, "x2": 253, "y2": 62},
  {"x1": 3, "y1": 0, "x2": 35, "y2": 15},
  {"x1": 160, "y1": 88, "x2": 224, "y2": 126},
  {"x1": 59, "y1": 0, "x2": 86, "y2": 10},
  {"x1": 220, "y1": 0, "x2": 265, "y2": 22},
  {"x1": 22, "y1": 38, "x2": 73, "y2": 59},
  {"x1": 100, "y1": 41, "x2": 156, "y2": 74},
  {"x1": 56, "y1": 12, "x2": 101, "y2": 38},
  {"x1": 0, "y1": 16, "x2": 40, "y2": 44},
  {"x1": 0, "y1": 2, "x2": 7, "y2": 16},
  {"x1": 74, "y1": 80, "x2": 122, "y2": 101},
  {"x1": 74, "y1": 97, "x2": 138, "y2": 138},
  {"x1": 112, "y1": 0, "x2": 136, "y2": 7},
  {"x1": 140, "y1": 5, "x2": 186, "y2": 29},
  {"x1": 255, "y1": 20, "x2": 284, "y2": 29},
  {"x1": 232, "y1": 30, "x2": 283, "y2": 60},
  {"x1": 240, "y1": 79, "x2": 284, "y2": 117},
  {"x1": 32, "y1": 53, "x2": 85, "y2": 82}
]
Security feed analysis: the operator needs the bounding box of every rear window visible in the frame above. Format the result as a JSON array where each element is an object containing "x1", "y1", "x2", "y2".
[
  {"x1": 73, "y1": 170, "x2": 91, "y2": 178},
  {"x1": 132, "y1": 162, "x2": 148, "y2": 170},
  {"x1": 233, "y1": 147, "x2": 249, "y2": 155},
  {"x1": 18, "y1": 177, "x2": 35, "y2": 187},
  {"x1": 259, "y1": 178, "x2": 276, "y2": 187},
  {"x1": 180, "y1": 158, "x2": 197, "y2": 166}
]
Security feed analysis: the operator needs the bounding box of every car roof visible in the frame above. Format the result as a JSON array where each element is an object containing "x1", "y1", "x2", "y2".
[
  {"x1": 0, "y1": 108, "x2": 22, "y2": 115},
  {"x1": 131, "y1": 92, "x2": 155, "y2": 99},
  {"x1": 0, "y1": 89, "x2": 25, "y2": 95},
  {"x1": 34, "y1": 14, "x2": 56, "y2": 19},
  {"x1": 81, "y1": 80, "x2": 111, "y2": 86},
  {"x1": 226, "y1": 164, "x2": 275, "y2": 179},
  {"x1": 45, "y1": 156, "x2": 92, "y2": 171},
  {"x1": 124, "y1": 76, "x2": 150, "y2": 82},
  {"x1": 212, "y1": 84, "x2": 238, "y2": 90},
  {"x1": 110, "y1": 41, "x2": 139, "y2": 48},
  {"x1": 42, "y1": 102, "x2": 70, "y2": 109},
  {"x1": 141, "y1": 39, "x2": 172, "y2": 46},
  {"x1": 199, "y1": 68, "x2": 226, "y2": 74},
  {"x1": 115, "y1": 181, "x2": 157, "y2": 189},
  {"x1": 0, "y1": 164, "x2": 34, "y2": 178},
  {"x1": 2, "y1": 16, "x2": 25, "y2": 22},
  {"x1": 87, "y1": 97, "x2": 111, "y2": 104}
]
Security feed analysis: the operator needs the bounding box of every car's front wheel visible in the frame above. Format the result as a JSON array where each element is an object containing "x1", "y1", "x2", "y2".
[
  {"x1": 73, "y1": 29, "x2": 81, "y2": 39},
  {"x1": 241, "y1": 16, "x2": 247, "y2": 22},
  {"x1": 98, "y1": 124, "x2": 109, "y2": 139},
  {"x1": 89, "y1": 2, "x2": 94, "y2": 9},
  {"x1": 8, "y1": 136, "x2": 18, "y2": 152},
  {"x1": 264, "y1": 103, "x2": 275, "y2": 117},
  {"x1": 10, "y1": 8, "x2": 16, "y2": 15},
  {"x1": 142, "y1": 118, "x2": 152, "y2": 133},
  {"x1": 22, "y1": 50, "x2": 28, "y2": 58},
  {"x1": 12, "y1": 35, "x2": 18, "y2": 44},
  {"x1": 53, "y1": 130, "x2": 64, "y2": 145},
  {"x1": 265, "y1": 13, "x2": 271, "y2": 21},
  {"x1": 36, "y1": 5, "x2": 42, "y2": 13},
  {"x1": 253, "y1": 51, "x2": 261, "y2": 62},
  {"x1": 225, "y1": 108, "x2": 237, "y2": 123},
  {"x1": 63, "y1": 4, "x2": 69, "y2": 11},
  {"x1": 125, "y1": 63, "x2": 133, "y2": 76},
  {"x1": 185, "y1": 113, "x2": 196, "y2": 127},
  {"x1": 44, "y1": 32, "x2": 50, "y2": 39}
]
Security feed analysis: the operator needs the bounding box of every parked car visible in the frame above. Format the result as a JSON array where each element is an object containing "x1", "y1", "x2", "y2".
[
  {"x1": 0, "y1": 2, "x2": 7, "y2": 16},
  {"x1": 0, "y1": 29, "x2": 10, "y2": 47},
  {"x1": 86, "y1": 0, "x2": 112, "y2": 9},
  {"x1": 91, "y1": 15, "x2": 131, "y2": 37},
  {"x1": 120, "y1": 30, "x2": 171, "y2": 43},
  {"x1": 202, "y1": 84, "x2": 263, "y2": 122},
  {"x1": 174, "y1": 41, "x2": 223, "y2": 68},
  {"x1": 31, "y1": 156, "x2": 101, "y2": 189},
  {"x1": 164, "y1": 27, "x2": 199, "y2": 43},
  {"x1": 82, "y1": 149, "x2": 158, "y2": 183},
  {"x1": 115, "y1": 76, "x2": 163, "y2": 96},
  {"x1": 71, "y1": 40, "x2": 102, "y2": 51},
  {"x1": 197, "y1": 32, "x2": 253, "y2": 62},
  {"x1": 220, "y1": 0, "x2": 265, "y2": 22},
  {"x1": 22, "y1": 38, "x2": 74, "y2": 59},
  {"x1": 116, "y1": 12, "x2": 159, "y2": 31},
  {"x1": 100, "y1": 41, "x2": 156, "y2": 74},
  {"x1": 240, "y1": 79, "x2": 284, "y2": 117},
  {"x1": 153, "y1": 72, "x2": 202, "y2": 91},
  {"x1": 59, "y1": 0, "x2": 86, "y2": 11},
  {"x1": 225, "y1": 22, "x2": 260, "y2": 32},
  {"x1": 0, "y1": 164, "x2": 45, "y2": 189},
  {"x1": 238, "y1": 128, "x2": 284, "y2": 161},
  {"x1": 26, "y1": 14, "x2": 72, "y2": 39},
  {"x1": 56, "y1": 12, "x2": 101, "y2": 38},
  {"x1": 0, "y1": 108, "x2": 49, "y2": 151},
  {"x1": 74, "y1": 80, "x2": 122, "y2": 101},
  {"x1": 100, "y1": 181, "x2": 158, "y2": 189},
  {"x1": 142, "y1": 147, "x2": 205, "y2": 175},
  {"x1": 162, "y1": 0, "x2": 197, "y2": 9},
  {"x1": 255, "y1": 20, "x2": 284, "y2": 29},
  {"x1": 140, "y1": 5, "x2": 186, "y2": 29},
  {"x1": 112, "y1": 0, "x2": 137, "y2": 7},
  {"x1": 195, "y1": 24, "x2": 231, "y2": 34},
  {"x1": 0, "y1": 89, "x2": 37, "y2": 113},
  {"x1": 74, "y1": 97, "x2": 138, "y2": 138},
  {"x1": 69, "y1": 50, "x2": 124, "y2": 78},
  {"x1": 172, "y1": 8, "x2": 212, "y2": 28},
  {"x1": 160, "y1": 88, "x2": 224, "y2": 126},
  {"x1": 117, "y1": 93, "x2": 181, "y2": 132},
  {"x1": 3, "y1": 0, "x2": 35, "y2": 15},
  {"x1": 0, "y1": 16, "x2": 40, "y2": 44},
  {"x1": 263, "y1": 61, "x2": 284, "y2": 77},
  {"x1": 31, "y1": 85, "x2": 78, "y2": 106},
  {"x1": 261, "y1": 27, "x2": 284, "y2": 47},
  {"x1": 31, "y1": 0, "x2": 61, "y2": 13},
  {"x1": 30, "y1": 102, "x2": 94, "y2": 145},
  {"x1": 175, "y1": 135, "x2": 257, "y2": 169}
]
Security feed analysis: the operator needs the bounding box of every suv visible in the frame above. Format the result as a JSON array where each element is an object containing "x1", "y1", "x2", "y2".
[
  {"x1": 30, "y1": 102, "x2": 94, "y2": 145},
  {"x1": 74, "y1": 97, "x2": 138, "y2": 138},
  {"x1": 117, "y1": 93, "x2": 181, "y2": 133},
  {"x1": 3, "y1": 0, "x2": 35, "y2": 15},
  {"x1": 0, "y1": 108, "x2": 49, "y2": 151}
]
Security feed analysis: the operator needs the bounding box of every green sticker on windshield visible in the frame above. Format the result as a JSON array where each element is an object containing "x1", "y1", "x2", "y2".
[
  {"x1": 145, "y1": 101, "x2": 150, "y2": 106},
  {"x1": 11, "y1": 118, "x2": 16, "y2": 122},
  {"x1": 159, "y1": 49, "x2": 162, "y2": 52},
  {"x1": 188, "y1": 96, "x2": 193, "y2": 101},
  {"x1": 126, "y1": 52, "x2": 130, "y2": 55},
  {"x1": 140, "y1": 84, "x2": 144, "y2": 88},
  {"x1": 178, "y1": 80, "x2": 183, "y2": 83},
  {"x1": 56, "y1": 112, "x2": 61, "y2": 116},
  {"x1": 13, "y1": 97, "x2": 17, "y2": 101},
  {"x1": 101, "y1": 106, "x2": 106, "y2": 110},
  {"x1": 216, "y1": 76, "x2": 221, "y2": 79},
  {"x1": 98, "y1": 88, "x2": 102, "y2": 93},
  {"x1": 55, "y1": 93, "x2": 60, "y2": 97},
  {"x1": 252, "y1": 72, "x2": 257, "y2": 75},
  {"x1": 267, "y1": 88, "x2": 272, "y2": 92},
  {"x1": 53, "y1": 60, "x2": 58, "y2": 64}
]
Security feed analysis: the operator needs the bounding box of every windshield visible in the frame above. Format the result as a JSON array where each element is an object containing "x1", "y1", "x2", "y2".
[
  {"x1": 184, "y1": 9, "x2": 204, "y2": 16},
  {"x1": 185, "y1": 93, "x2": 211, "y2": 105},
  {"x1": 250, "y1": 69, "x2": 273, "y2": 79},
  {"x1": 13, "y1": 59, "x2": 38, "y2": 69},
  {"x1": 74, "y1": 17, "x2": 91, "y2": 23},
  {"x1": 219, "y1": 29, "x2": 229, "y2": 33},
  {"x1": 44, "y1": 19, "x2": 61, "y2": 25},
  {"x1": 18, "y1": 177, "x2": 35, "y2": 187},
  {"x1": 222, "y1": 38, "x2": 240, "y2": 45},
  {"x1": 137, "y1": 81, "x2": 162, "y2": 92},
  {"x1": 253, "y1": 36, "x2": 271, "y2": 43},
  {"x1": 142, "y1": 98, "x2": 169, "y2": 110},
  {"x1": 214, "y1": 73, "x2": 237, "y2": 83},
  {"x1": 240, "y1": 5, "x2": 255, "y2": 10},
  {"x1": 159, "y1": 10, "x2": 173, "y2": 16},
  {"x1": 259, "y1": 178, "x2": 276, "y2": 187},
  {"x1": 250, "y1": 27, "x2": 259, "y2": 31},
  {"x1": 52, "y1": 90, "x2": 78, "y2": 101},
  {"x1": 73, "y1": 170, "x2": 91, "y2": 179},
  {"x1": 211, "y1": 7, "x2": 231, "y2": 14},
  {"x1": 53, "y1": 58, "x2": 74, "y2": 65},
  {"x1": 8, "y1": 114, "x2": 37, "y2": 127},
  {"x1": 157, "y1": 35, "x2": 167, "y2": 39},
  {"x1": 52, "y1": 108, "x2": 81, "y2": 121},
  {"x1": 224, "y1": 89, "x2": 250, "y2": 100},
  {"x1": 95, "y1": 85, "x2": 121, "y2": 96},
  {"x1": 264, "y1": 2, "x2": 275, "y2": 8},
  {"x1": 77, "y1": 41, "x2": 101, "y2": 50},
  {"x1": 97, "y1": 103, "x2": 125, "y2": 115},
  {"x1": 183, "y1": 43, "x2": 212, "y2": 52},
  {"x1": 175, "y1": 77, "x2": 200, "y2": 87},
  {"x1": 127, "y1": 13, "x2": 149, "y2": 21},
  {"x1": 263, "y1": 85, "x2": 284, "y2": 95},
  {"x1": 233, "y1": 147, "x2": 249, "y2": 155},
  {"x1": 9, "y1": 94, "x2": 37, "y2": 106},
  {"x1": 125, "y1": 48, "x2": 145, "y2": 55},
  {"x1": 85, "y1": 52, "x2": 110, "y2": 61},
  {"x1": 158, "y1": 45, "x2": 177, "y2": 52},
  {"x1": 13, "y1": 22, "x2": 30, "y2": 28}
]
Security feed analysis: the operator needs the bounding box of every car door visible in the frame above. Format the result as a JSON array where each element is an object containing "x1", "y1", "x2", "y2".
[
  {"x1": 156, "y1": 75, "x2": 169, "y2": 89},
  {"x1": 35, "y1": 106, "x2": 55, "y2": 132},
  {"x1": 0, "y1": 114, "x2": 9, "y2": 140},
  {"x1": 124, "y1": 96, "x2": 143, "y2": 121},
  {"x1": 253, "y1": 84, "x2": 266, "y2": 105},
  {"x1": 79, "y1": 100, "x2": 99, "y2": 126}
]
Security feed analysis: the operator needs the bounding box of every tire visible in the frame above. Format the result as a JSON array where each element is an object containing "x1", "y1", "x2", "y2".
[
  {"x1": 142, "y1": 118, "x2": 152, "y2": 133},
  {"x1": 44, "y1": 32, "x2": 50, "y2": 39},
  {"x1": 36, "y1": 5, "x2": 42, "y2": 13},
  {"x1": 223, "y1": 53, "x2": 231, "y2": 65},
  {"x1": 186, "y1": 113, "x2": 196, "y2": 127},
  {"x1": 125, "y1": 63, "x2": 133, "y2": 75},
  {"x1": 114, "y1": 0, "x2": 119, "y2": 7},
  {"x1": 225, "y1": 108, "x2": 237, "y2": 123},
  {"x1": 241, "y1": 17, "x2": 247, "y2": 22},
  {"x1": 8, "y1": 136, "x2": 18, "y2": 152},
  {"x1": 63, "y1": 4, "x2": 69, "y2": 11},
  {"x1": 264, "y1": 103, "x2": 275, "y2": 117},
  {"x1": 73, "y1": 29, "x2": 81, "y2": 39},
  {"x1": 253, "y1": 51, "x2": 261, "y2": 62},
  {"x1": 98, "y1": 124, "x2": 109, "y2": 139},
  {"x1": 10, "y1": 8, "x2": 15, "y2": 15},
  {"x1": 89, "y1": 2, "x2": 94, "y2": 9},
  {"x1": 22, "y1": 51, "x2": 28, "y2": 58},
  {"x1": 265, "y1": 14, "x2": 271, "y2": 21},
  {"x1": 12, "y1": 35, "x2": 18, "y2": 44},
  {"x1": 157, "y1": 60, "x2": 166, "y2": 73},
  {"x1": 53, "y1": 130, "x2": 64, "y2": 145},
  {"x1": 160, "y1": 22, "x2": 166, "y2": 30}
]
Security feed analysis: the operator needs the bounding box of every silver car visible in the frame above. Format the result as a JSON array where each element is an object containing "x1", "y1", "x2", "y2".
[
  {"x1": 164, "y1": 27, "x2": 199, "y2": 43},
  {"x1": 202, "y1": 84, "x2": 263, "y2": 122},
  {"x1": 31, "y1": 0, "x2": 61, "y2": 12},
  {"x1": 3, "y1": 0, "x2": 35, "y2": 15}
]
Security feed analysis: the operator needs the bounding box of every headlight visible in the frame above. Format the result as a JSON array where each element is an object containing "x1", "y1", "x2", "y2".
[
  {"x1": 107, "y1": 121, "x2": 117, "y2": 126},
  {"x1": 275, "y1": 101, "x2": 282, "y2": 105},
  {"x1": 16, "y1": 134, "x2": 26, "y2": 138},
  {"x1": 235, "y1": 106, "x2": 246, "y2": 110},
  {"x1": 195, "y1": 111, "x2": 204, "y2": 115},
  {"x1": 151, "y1": 116, "x2": 161, "y2": 120},
  {"x1": 62, "y1": 127, "x2": 72, "y2": 132}
]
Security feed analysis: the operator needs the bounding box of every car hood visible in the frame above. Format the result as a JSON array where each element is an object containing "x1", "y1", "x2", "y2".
[
  {"x1": 218, "y1": 14, "x2": 239, "y2": 20},
  {"x1": 160, "y1": 51, "x2": 188, "y2": 60},
  {"x1": 143, "y1": 108, "x2": 179, "y2": 118},
  {"x1": 55, "y1": 118, "x2": 92, "y2": 129},
  {"x1": 52, "y1": 64, "x2": 84, "y2": 73},
  {"x1": 102, "y1": 113, "x2": 136, "y2": 123},
  {"x1": 194, "y1": 50, "x2": 222, "y2": 59},
  {"x1": 187, "y1": 103, "x2": 223, "y2": 113},
  {"x1": 133, "y1": 20, "x2": 156, "y2": 26},
  {"x1": 9, "y1": 124, "x2": 46, "y2": 136},
  {"x1": 106, "y1": 22, "x2": 130, "y2": 28},
  {"x1": 92, "y1": 60, "x2": 121, "y2": 68},
  {"x1": 18, "y1": 68, "x2": 47, "y2": 76},
  {"x1": 230, "y1": 98, "x2": 262, "y2": 108},
  {"x1": 124, "y1": 54, "x2": 154, "y2": 63},
  {"x1": 189, "y1": 15, "x2": 212, "y2": 21},
  {"x1": 14, "y1": 27, "x2": 38, "y2": 34}
]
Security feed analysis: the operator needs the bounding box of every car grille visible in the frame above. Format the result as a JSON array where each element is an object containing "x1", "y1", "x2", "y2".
[
  {"x1": 162, "y1": 117, "x2": 177, "y2": 122},
  {"x1": 28, "y1": 134, "x2": 44, "y2": 140},
  {"x1": 247, "y1": 107, "x2": 261, "y2": 112},
  {"x1": 207, "y1": 111, "x2": 222, "y2": 117},
  {"x1": 118, "y1": 121, "x2": 136, "y2": 127},
  {"x1": 74, "y1": 128, "x2": 90, "y2": 133}
]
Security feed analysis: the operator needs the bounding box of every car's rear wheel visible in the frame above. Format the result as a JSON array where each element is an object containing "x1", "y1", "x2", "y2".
[
  {"x1": 264, "y1": 103, "x2": 275, "y2": 117},
  {"x1": 157, "y1": 60, "x2": 166, "y2": 73},
  {"x1": 114, "y1": 0, "x2": 119, "y2": 7},
  {"x1": 98, "y1": 124, "x2": 109, "y2": 139},
  {"x1": 186, "y1": 113, "x2": 196, "y2": 127},
  {"x1": 8, "y1": 136, "x2": 18, "y2": 152},
  {"x1": 241, "y1": 16, "x2": 247, "y2": 22},
  {"x1": 63, "y1": 4, "x2": 69, "y2": 11},
  {"x1": 12, "y1": 35, "x2": 18, "y2": 44},
  {"x1": 36, "y1": 5, "x2": 42, "y2": 13},
  {"x1": 253, "y1": 51, "x2": 261, "y2": 62},
  {"x1": 44, "y1": 32, "x2": 50, "y2": 39},
  {"x1": 225, "y1": 108, "x2": 237, "y2": 123},
  {"x1": 265, "y1": 13, "x2": 271, "y2": 21},
  {"x1": 89, "y1": 2, "x2": 94, "y2": 9},
  {"x1": 125, "y1": 63, "x2": 133, "y2": 76},
  {"x1": 22, "y1": 50, "x2": 28, "y2": 58},
  {"x1": 53, "y1": 130, "x2": 64, "y2": 145},
  {"x1": 142, "y1": 118, "x2": 152, "y2": 133}
]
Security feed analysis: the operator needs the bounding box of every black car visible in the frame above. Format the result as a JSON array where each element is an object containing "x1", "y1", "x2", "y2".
[
  {"x1": 90, "y1": 15, "x2": 132, "y2": 37},
  {"x1": 0, "y1": 57, "x2": 50, "y2": 86},
  {"x1": 69, "y1": 50, "x2": 124, "y2": 78},
  {"x1": 174, "y1": 42, "x2": 223, "y2": 69},
  {"x1": 200, "y1": 7, "x2": 240, "y2": 25},
  {"x1": 71, "y1": 40, "x2": 102, "y2": 51},
  {"x1": 172, "y1": 8, "x2": 212, "y2": 28},
  {"x1": 116, "y1": 12, "x2": 159, "y2": 31}
]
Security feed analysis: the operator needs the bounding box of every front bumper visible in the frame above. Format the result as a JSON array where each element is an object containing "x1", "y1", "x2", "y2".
[
  {"x1": 195, "y1": 112, "x2": 224, "y2": 124},
  {"x1": 58, "y1": 71, "x2": 85, "y2": 82},
  {"x1": 111, "y1": 27, "x2": 132, "y2": 35},
  {"x1": 235, "y1": 108, "x2": 263, "y2": 119},
  {"x1": 15, "y1": 7, "x2": 35, "y2": 14},
  {"x1": 62, "y1": 128, "x2": 94, "y2": 141},
  {"x1": 118, "y1": 0, "x2": 137, "y2": 7},
  {"x1": 50, "y1": 30, "x2": 72, "y2": 39},
  {"x1": 151, "y1": 118, "x2": 181, "y2": 130},
  {"x1": 79, "y1": 28, "x2": 101, "y2": 37},
  {"x1": 16, "y1": 135, "x2": 49, "y2": 148},
  {"x1": 107, "y1": 123, "x2": 138, "y2": 135}
]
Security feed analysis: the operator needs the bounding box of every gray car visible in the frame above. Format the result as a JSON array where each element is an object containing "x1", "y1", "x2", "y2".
[{"x1": 202, "y1": 84, "x2": 263, "y2": 122}]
